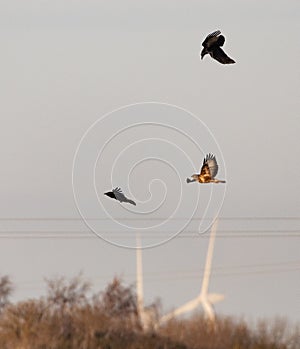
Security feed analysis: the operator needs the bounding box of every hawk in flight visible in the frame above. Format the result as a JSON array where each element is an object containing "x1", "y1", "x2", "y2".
[
  {"x1": 104, "y1": 187, "x2": 136, "y2": 206},
  {"x1": 187, "y1": 154, "x2": 226, "y2": 184},
  {"x1": 200, "y1": 30, "x2": 235, "y2": 64}
]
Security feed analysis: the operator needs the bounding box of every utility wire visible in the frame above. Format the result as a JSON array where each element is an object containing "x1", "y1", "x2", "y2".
[
  {"x1": 0, "y1": 230, "x2": 299, "y2": 239},
  {"x1": 11, "y1": 261, "x2": 300, "y2": 289},
  {"x1": 0, "y1": 217, "x2": 299, "y2": 221}
]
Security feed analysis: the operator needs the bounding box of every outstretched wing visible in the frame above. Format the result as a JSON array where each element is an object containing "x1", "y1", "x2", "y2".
[
  {"x1": 112, "y1": 187, "x2": 127, "y2": 202},
  {"x1": 113, "y1": 187, "x2": 122, "y2": 193},
  {"x1": 202, "y1": 30, "x2": 221, "y2": 47},
  {"x1": 112, "y1": 187, "x2": 136, "y2": 205},
  {"x1": 200, "y1": 154, "x2": 219, "y2": 179},
  {"x1": 210, "y1": 47, "x2": 235, "y2": 64}
]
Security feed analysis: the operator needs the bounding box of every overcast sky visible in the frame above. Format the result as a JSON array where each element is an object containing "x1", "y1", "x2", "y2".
[{"x1": 0, "y1": 0, "x2": 299, "y2": 322}]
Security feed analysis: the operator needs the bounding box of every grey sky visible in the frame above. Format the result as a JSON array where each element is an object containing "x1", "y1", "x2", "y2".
[{"x1": 0, "y1": 0, "x2": 299, "y2": 322}]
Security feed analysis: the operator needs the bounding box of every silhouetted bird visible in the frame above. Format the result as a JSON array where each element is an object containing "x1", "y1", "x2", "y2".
[
  {"x1": 104, "y1": 187, "x2": 136, "y2": 206},
  {"x1": 187, "y1": 154, "x2": 226, "y2": 184},
  {"x1": 200, "y1": 30, "x2": 235, "y2": 64}
]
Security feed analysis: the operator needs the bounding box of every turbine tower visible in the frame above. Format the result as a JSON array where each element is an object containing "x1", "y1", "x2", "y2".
[
  {"x1": 136, "y1": 234, "x2": 155, "y2": 331},
  {"x1": 158, "y1": 219, "x2": 224, "y2": 324}
]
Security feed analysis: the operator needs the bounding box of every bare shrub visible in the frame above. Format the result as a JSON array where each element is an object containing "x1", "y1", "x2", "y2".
[
  {"x1": 43, "y1": 273, "x2": 90, "y2": 348},
  {"x1": 94, "y1": 276, "x2": 140, "y2": 332},
  {"x1": 45, "y1": 272, "x2": 90, "y2": 313},
  {"x1": 0, "y1": 299, "x2": 48, "y2": 349},
  {"x1": 0, "y1": 274, "x2": 298, "y2": 349},
  {"x1": 98, "y1": 276, "x2": 137, "y2": 317},
  {"x1": 159, "y1": 313, "x2": 300, "y2": 349},
  {"x1": 0, "y1": 275, "x2": 13, "y2": 314}
]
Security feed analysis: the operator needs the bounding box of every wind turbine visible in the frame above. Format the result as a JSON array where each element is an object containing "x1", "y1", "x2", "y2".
[
  {"x1": 158, "y1": 219, "x2": 224, "y2": 325},
  {"x1": 136, "y1": 234, "x2": 156, "y2": 331}
]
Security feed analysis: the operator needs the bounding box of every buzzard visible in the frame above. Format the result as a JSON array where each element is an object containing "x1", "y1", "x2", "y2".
[
  {"x1": 104, "y1": 187, "x2": 136, "y2": 206},
  {"x1": 200, "y1": 30, "x2": 235, "y2": 64},
  {"x1": 186, "y1": 154, "x2": 226, "y2": 184}
]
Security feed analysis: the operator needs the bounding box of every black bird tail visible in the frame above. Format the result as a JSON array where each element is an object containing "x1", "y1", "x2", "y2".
[{"x1": 126, "y1": 199, "x2": 136, "y2": 206}]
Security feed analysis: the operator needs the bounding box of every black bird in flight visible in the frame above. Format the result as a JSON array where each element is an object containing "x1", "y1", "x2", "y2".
[
  {"x1": 187, "y1": 154, "x2": 226, "y2": 184},
  {"x1": 104, "y1": 187, "x2": 136, "y2": 206},
  {"x1": 200, "y1": 30, "x2": 235, "y2": 64}
]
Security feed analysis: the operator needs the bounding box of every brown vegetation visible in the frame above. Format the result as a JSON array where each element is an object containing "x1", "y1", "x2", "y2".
[{"x1": 0, "y1": 274, "x2": 298, "y2": 349}]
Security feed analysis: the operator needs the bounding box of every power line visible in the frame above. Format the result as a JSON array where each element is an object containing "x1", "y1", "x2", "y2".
[
  {"x1": 147, "y1": 267, "x2": 300, "y2": 281},
  {"x1": 0, "y1": 230, "x2": 299, "y2": 239},
  {"x1": 0, "y1": 230, "x2": 298, "y2": 234},
  {"x1": 10, "y1": 260, "x2": 300, "y2": 289},
  {"x1": 0, "y1": 234, "x2": 300, "y2": 240},
  {"x1": 0, "y1": 217, "x2": 299, "y2": 221}
]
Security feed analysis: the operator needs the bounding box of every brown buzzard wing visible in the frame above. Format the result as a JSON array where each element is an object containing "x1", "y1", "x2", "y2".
[{"x1": 199, "y1": 154, "x2": 219, "y2": 182}]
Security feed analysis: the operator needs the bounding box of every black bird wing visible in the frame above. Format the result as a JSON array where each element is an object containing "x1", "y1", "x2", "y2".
[
  {"x1": 216, "y1": 35, "x2": 225, "y2": 47},
  {"x1": 202, "y1": 30, "x2": 221, "y2": 48},
  {"x1": 210, "y1": 47, "x2": 235, "y2": 64},
  {"x1": 112, "y1": 187, "x2": 126, "y2": 201},
  {"x1": 112, "y1": 187, "x2": 136, "y2": 206},
  {"x1": 200, "y1": 154, "x2": 219, "y2": 179}
]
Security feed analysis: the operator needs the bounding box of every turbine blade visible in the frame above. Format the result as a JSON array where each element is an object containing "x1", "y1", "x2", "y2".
[
  {"x1": 207, "y1": 293, "x2": 225, "y2": 304},
  {"x1": 159, "y1": 297, "x2": 201, "y2": 324},
  {"x1": 157, "y1": 219, "x2": 224, "y2": 327}
]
